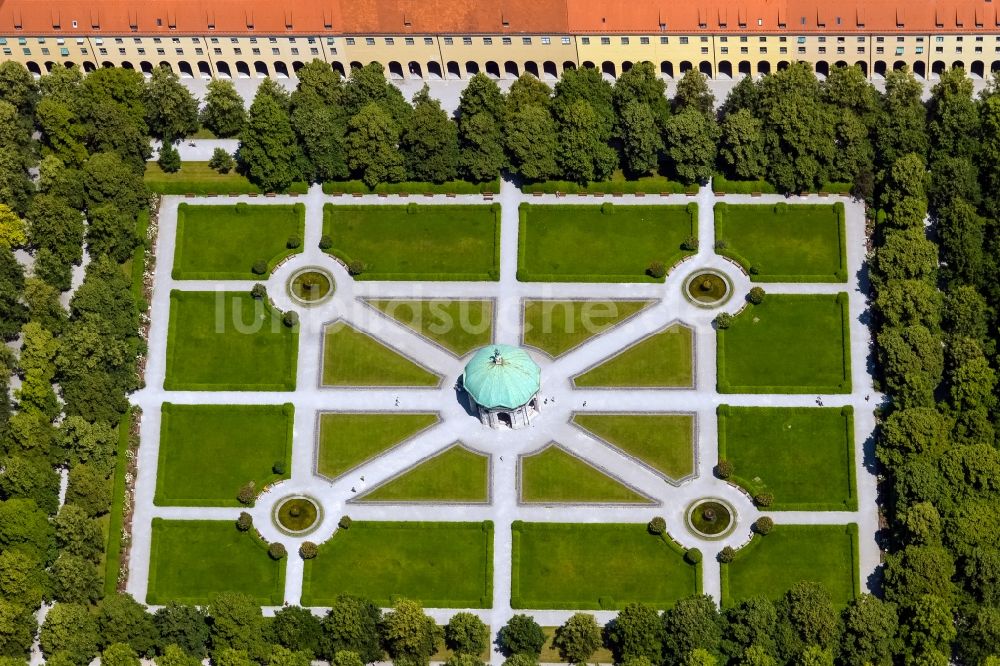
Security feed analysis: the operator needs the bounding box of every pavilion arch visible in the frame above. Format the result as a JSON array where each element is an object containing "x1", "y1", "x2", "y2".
[
  {"x1": 699, "y1": 60, "x2": 713, "y2": 76},
  {"x1": 83, "y1": 61, "x2": 97, "y2": 72},
  {"x1": 601, "y1": 60, "x2": 616, "y2": 79},
  {"x1": 408, "y1": 61, "x2": 423, "y2": 78},
  {"x1": 158, "y1": 61, "x2": 173, "y2": 72},
  {"x1": 815, "y1": 61, "x2": 829, "y2": 77},
  {"x1": 562, "y1": 60, "x2": 576, "y2": 72},
  {"x1": 893, "y1": 60, "x2": 907, "y2": 71},
  {"x1": 387, "y1": 61, "x2": 404, "y2": 78},
  {"x1": 44, "y1": 61, "x2": 56, "y2": 72},
  {"x1": 120, "y1": 61, "x2": 134, "y2": 70},
  {"x1": 874, "y1": 60, "x2": 887, "y2": 76},
  {"x1": 777, "y1": 60, "x2": 790, "y2": 71},
  {"x1": 140, "y1": 61, "x2": 154, "y2": 74},
  {"x1": 972, "y1": 61, "x2": 985, "y2": 78},
  {"x1": 855, "y1": 60, "x2": 869, "y2": 76},
  {"x1": 834, "y1": 60, "x2": 848, "y2": 69},
  {"x1": 274, "y1": 62, "x2": 290, "y2": 78},
  {"x1": 447, "y1": 61, "x2": 461, "y2": 78},
  {"x1": 738, "y1": 60, "x2": 751, "y2": 76},
  {"x1": 236, "y1": 61, "x2": 251, "y2": 78},
  {"x1": 26, "y1": 61, "x2": 41, "y2": 75},
  {"x1": 292, "y1": 61, "x2": 304, "y2": 73},
  {"x1": 952, "y1": 61, "x2": 965, "y2": 71},
  {"x1": 427, "y1": 61, "x2": 443, "y2": 79},
  {"x1": 717, "y1": 60, "x2": 732, "y2": 78},
  {"x1": 254, "y1": 61, "x2": 269, "y2": 77},
  {"x1": 622, "y1": 61, "x2": 634, "y2": 73},
  {"x1": 525, "y1": 61, "x2": 539, "y2": 77},
  {"x1": 178, "y1": 61, "x2": 194, "y2": 78},
  {"x1": 331, "y1": 62, "x2": 346, "y2": 76},
  {"x1": 504, "y1": 60, "x2": 519, "y2": 78},
  {"x1": 911, "y1": 61, "x2": 925, "y2": 78},
  {"x1": 581, "y1": 60, "x2": 596, "y2": 70},
  {"x1": 756, "y1": 61, "x2": 770, "y2": 75},
  {"x1": 485, "y1": 61, "x2": 501, "y2": 78},
  {"x1": 660, "y1": 61, "x2": 674, "y2": 77},
  {"x1": 349, "y1": 61, "x2": 363, "y2": 71},
  {"x1": 680, "y1": 60, "x2": 693, "y2": 73},
  {"x1": 543, "y1": 61, "x2": 558, "y2": 79},
  {"x1": 932, "y1": 60, "x2": 946, "y2": 75},
  {"x1": 197, "y1": 61, "x2": 212, "y2": 78},
  {"x1": 101, "y1": 60, "x2": 114, "y2": 68},
  {"x1": 216, "y1": 61, "x2": 232, "y2": 78},
  {"x1": 992, "y1": 60, "x2": 1000, "y2": 73},
  {"x1": 465, "y1": 61, "x2": 480, "y2": 75}
]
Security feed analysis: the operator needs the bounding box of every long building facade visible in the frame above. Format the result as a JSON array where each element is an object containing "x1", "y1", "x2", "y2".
[{"x1": 0, "y1": 0, "x2": 998, "y2": 81}]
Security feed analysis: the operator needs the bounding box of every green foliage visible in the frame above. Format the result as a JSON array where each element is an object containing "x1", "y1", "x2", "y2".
[
  {"x1": 445, "y1": 612, "x2": 489, "y2": 656},
  {"x1": 238, "y1": 84, "x2": 301, "y2": 192},
  {"x1": 40, "y1": 603, "x2": 99, "y2": 666},
  {"x1": 201, "y1": 80, "x2": 246, "y2": 138},
  {"x1": 345, "y1": 103, "x2": 405, "y2": 187},
  {"x1": 619, "y1": 101, "x2": 662, "y2": 176},
  {"x1": 840, "y1": 594, "x2": 900, "y2": 666},
  {"x1": 208, "y1": 593, "x2": 268, "y2": 661},
  {"x1": 96, "y1": 594, "x2": 158, "y2": 656},
  {"x1": 152, "y1": 603, "x2": 210, "y2": 658},
  {"x1": 299, "y1": 542, "x2": 318, "y2": 559},
  {"x1": 685, "y1": 548, "x2": 703, "y2": 565},
  {"x1": 748, "y1": 287, "x2": 765, "y2": 305},
  {"x1": 607, "y1": 603, "x2": 664, "y2": 662},
  {"x1": 401, "y1": 87, "x2": 458, "y2": 183},
  {"x1": 157, "y1": 143, "x2": 181, "y2": 173},
  {"x1": 208, "y1": 147, "x2": 236, "y2": 174},
  {"x1": 54, "y1": 504, "x2": 103, "y2": 560},
  {"x1": 714, "y1": 313, "x2": 733, "y2": 329},
  {"x1": 753, "y1": 517, "x2": 774, "y2": 535},
  {"x1": 647, "y1": 517, "x2": 666, "y2": 535},
  {"x1": 0, "y1": 598, "x2": 37, "y2": 658},
  {"x1": 506, "y1": 105, "x2": 557, "y2": 182},
  {"x1": 144, "y1": 67, "x2": 199, "y2": 141},
  {"x1": 662, "y1": 595, "x2": 723, "y2": 665},
  {"x1": 268, "y1": 542, "x2": 287, "y2": 560},
  {"x1": 271, "y1": 605, "x2": 323, "y2": 656},
  {"x1": 381, "y1": 599, "x2": 440, "y2": 666},
  {"x1": 0, "y1": 246, "x2": 27, "y2": 340},
  {"x1": 0, "y1": 498, "x2": 55, "y2": 564},
  {"x1": 50, "y1": 552, "x2": 101, "y2": 604},
  {"x1": 499, "y1": 614, "x2": 545, "y2": 657},
  {"x1": 556, "y1": 99, "x2": 617, "y2": 184},
  {"x1": 101, "y1": 643, "x2": 139, "y2": 666},
  {"x1": 0, "y1": 548, "x2": 48, "y2": 608},
  {"x1": 319, "y1": 595, "x2": 383, "y2": 663},
  {"x1": 553, "y1": 613, "x2": 602, "y2": 664},
  {"x1": 664, "y1": 108, "x2": 719, "y2": 184},
  {"x1": 65, "y1": 464, "x2": 111, "y2": 517}
]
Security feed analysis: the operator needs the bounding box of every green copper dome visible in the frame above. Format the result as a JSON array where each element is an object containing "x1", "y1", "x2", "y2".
[{"x1": 463, "y1": 345, "x2": 540, "y2": 410}]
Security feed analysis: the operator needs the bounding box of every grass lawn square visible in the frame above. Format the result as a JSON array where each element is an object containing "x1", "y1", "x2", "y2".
[
  {"x1": 165, "y1": 291, "x2": 298, "y2": 391},
  {"x1": 322, "y1": 322, "x2": 441, "y2": 386},
  {"x1": 522, "y1": 300, "x2": 654, "y2": 357},
  {"x1": 147, "y1": 519, "x2": 285, "y2": 605},
  {"x1": 145, "y1": 161, "x2": 308, "y2": 195},
  {"x1": 573, "y1": 413, "x2": 695, "y2": 481},
  {"x1": 519, "y1": 445, "x2": 653, "y2": 504},
  {"x1": 718, "y1": 294, "x2": 851, "y2": 394},
  {"x1": 301, "y1": 521, "x2": 493, "y2": 607},
  {"x1": 512, "y1": 523, "x2": 699, "y2": 609},
  {"x1": 316, "y1": 412, "x2": 440, "y2": 479},
  {"x1": 322, "y1": 204, "x2": 500, "y2": 280},
  {"x1": 357, "y1": 444, "x2": 490, "y2": 503},
  {"x1": 573, "y1": 324, "x2": 693, "y2": 387},
  {"x1": 366, "y1": 299, "x2": 494, "y2": 356},
  {"x1": 172, "y1": 203, "x2": 305, "y2": 279},
  {"x1": 155, "y1": 403, "x2": 293, "y2": 507},
  {"x1": 719, "y1": 406, "x2": 857, "y2": 510},
  {"x1": 518, "y1": 203, "x2": 696, "y2": 282},
  {"x1": 723, "y1": 524, "x2": 859, "y2": 609},
  {"x1": 714, "y1": 203, "x2": 847, "y2": 282}
]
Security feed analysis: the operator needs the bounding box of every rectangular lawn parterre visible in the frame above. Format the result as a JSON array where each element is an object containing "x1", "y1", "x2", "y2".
[
  {"x1": 173, "y1": 203, "x2": 305, "y2": 279},
  {"x1": 522, "y1": 300, "x2": 654, "y2": 358},
  {"x1": 718, "y1": 406, "x2": 857, "y2": 510},
  {"x1": 155, "y1": 403, "x2": 294, "y2": 507},
  {"x1": 518, "y1": 203, "x2": 697, "y2": 282},
  {"x1": 301, "y1": 521, "x2": 493, "y2": 607},
  {"x1": 147, "y1": 519, "x2": 285, "y2": 605},
  {"x1": 512, "y1": 523, "x2": 700, "y2": 609},
  {"x1": 322, "y1": 204, "x2": 500, "y2": 280},
  {"x1": 165, "y1": 291, "x2": 298, "y2": 391},
  {"x1": 145, "y1": 161, "x2": 308, "y2": 195},
  {"x1": 714, "y1": 203, "x2": 847, "y2": 282},
  {"x1": 718, "y1": 293, "x2": 851, "y2": 393},
  {"x1": 722, "y1": 524, "x2": 859, "y2": 609}
]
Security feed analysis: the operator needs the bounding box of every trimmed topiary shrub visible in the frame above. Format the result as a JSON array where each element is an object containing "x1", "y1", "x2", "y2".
[
  {"x1": 754, "y1": 517, "x2": 774, "y2": 535},
  {"x1": 251, "y1": 259, "x2": 267, "y2": 275},
  {"x1": 714, "y1": 313, "x2": 733, "y2": 329},
  {"x1": 268, "y1": 542, "x2": 287, "y2": 560},
  {"x1": 236, "y1": 512, "x2": 252, "y2": 531},
  {"x1": 348, "y1": 260, "x2": 364, "y2": 276},
  {"x1": 748, "y1": 264, "x2": 761, "y2": 275},
  {"x1": 647, "y1": 261, "x2": 666, "y2": 279},
  {"x1": 714, "y1": 239, "x2": 728, "y2": 251},
  {"x1": 286, "y1": 235, "x2": 302, "y2": 249},
  {"x1": 338, "y1": 515, "x2": 352, "y2": 529},
  {"x1": 208, "y1": 147, "x2": 235, "y2": 174},
  {"x1": 299, "y1": 541, "x2": 318, "y2": 559},
  {"x1": 748, "y1": 286, "x2": 766, "y2": 304},
  {"x1": 685, "y1": 548, "x2": 703, "y2": 565},
  {"x1": 682, "y1": 235, "x2": 699, "y2": 251},
  {"x1": 157, "y1": 142, "x2": 181, "y2": 173},
  {"x1": 754, "y1": 492, "x2": 774, "y2": 508},
  {"x1": 715, "y1": 459, "x2": 734, "y2": 479},
  {"x1": 407, "y1": 202, "x2": 419, "y2": 214},
  {"x1": 283, "y1": 310, "x2": 299, "y2": 328},
  {"x1": 647, "y1": 517, "x2": 666, "y2": 535},
  {"x1": 600, "y1": 202, "x2": 614, "y2": 215},
  {"x1": 718, "y1": 546, "x2": 736, "y2": 563},
  {"x1": 319, "y1": 235, "x2": 333, "y2": 250},
  {"x1": 236, "y1": 481, "x2": 257, "y2": 505},
  {"x1": 272, "y1": 461, "x2": 286, "y2": 475},
  {"x1": 250, "y1": 283, "x2": 267, "y2": 300}
]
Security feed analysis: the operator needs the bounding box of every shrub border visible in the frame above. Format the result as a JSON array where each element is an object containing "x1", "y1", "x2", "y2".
[
  {"x1": 521, "y1": 178, "x2": 698, "y2": 195},
  {"x1": 322, "y1": 178, "x2": 499, "y2": 195},
  {"x1": 144, "y1": 161, "x2": 309, "y2": 195}
]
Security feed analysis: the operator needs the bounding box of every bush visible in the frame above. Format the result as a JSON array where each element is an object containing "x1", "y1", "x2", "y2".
[
  {"x1": 748, "y1": 286, "x2": 766, "y2": 304},
  {"x1": 236, "y1": 512, "x2": 252, "y2": 531},
  {"x1": 347, "y1": 260, "x2": 364, "y2": 276},
  {"x1": 718, "y1": 546, "x2": 736, "y2": 563},
  {"x1": 338, "y1": 515, "x2": 352, "y2": 529},
  {"x1": 299, "y1": 541, "x2": 318, "y2": 559},
  {"x1": 749, "y1": 264, "x2": 761, "y2": 275},
  {"x1": 499, "y1": 615, "x2": 545, "y2": 657},
  {"x1": 715, "y1": 459, "x2": 734, "y2": 479},
  {"x1": 286, "y1": 235, "x2": 302, "y2": 249},
  {"x1": 681, "y1": 235, "x2": 699, "y2": 251},
  {"x1": 407, "y1": 202, "x2": 419, "y2": 215},
  {"x1": 714, "y1": 313, "x2": 733, "y2": 329},
  {"x1": 251, "y1": 259, "x2": 267, "y2": 275},
  {"x1": 647, "y1": 517, "x2": 666, "y2": 535},
  {"x1": 272, "y1": 461, "x2": 286, "y2": 475},
  {"x1": 319, "y1": 235, "x2": 333, "y2": 250},
  {"x1": 157, "y1": 143, "x2": 181, "y2": 173},
  {"x1": 685, "y1": 548, "x2": 703, "y2": 565},
  {"x1": 647, "y1": 261, "x2": 666, "y2": 279},
  {"x1": 208, "y1": 147, "x2": 235, "y2": 174},
  {"x1": 268, "y1": 542, "x2": 287, "y2": 560},
  {"x1": 282, "y1": 310, "x2": 299, "y2": 328},
  {"x1": 250, "y1": 283, "x2": 267, "y2": 300},
  {"x1": 754, "y1": 492, "x2": 774, "y2": 508},
  {"x1": 236, "y1": 481, "x2": 256, "y2": 505},
  {"x1": 715, "y1": 239, "x2": 728, "y2": 251},
  {"x1": 754, "y1": 517, "x2": 774, "y2": 535},
  {"x1": 600, "y1": 202, "x2": 614, "y2": 215}
]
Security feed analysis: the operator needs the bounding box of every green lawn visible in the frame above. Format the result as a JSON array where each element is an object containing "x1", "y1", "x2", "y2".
[
  {"x1": 573, "y1": 324, "x2": 693, "y2": 387},
  {"x1": 173, "y1": 203, "x2": 305, "y2": 279},
  {"x1": 518, "y1": 203, "x2": 696, "y2": 282},
  {"x1": 302, "y1": 521, "x2": 493, "y2": 607},
  {"x1": 714, "y1": 203, "x2": 847, "y2": 282},
  {"x1": 519, "y1": 445, "x2": 653, "y2": 504},
  {"x1": 723, "y1": 524, "x2": 859, "y2": 609},
  {"x1": 717, "y1": 294, "x2": 851, "y2": 393},
  {"x1": 522, "y1": 300, "x2": 654, "y2": 357},
  {"x1": 573, "y1": 414, "x2": 694, "y2": 482},
  {"x1": 322, "y1": 322, "x2": 440, "y2": 387},
  {"x1": 147, "y1": 519, "x2": 285, "y2": 605},
  {"x1": 145, "y1": 161, "x2": 308, "y2": 194},
  {"x1": 366, "y1": 299, "x2": 494, "y2": 356},
  {"x1": 322, "y1": 204, "x2": 500, "y2": 280},
  {"x1": 718, "y1": 406, "x2": 857, "y2": 510},
  {"x1": 358, "y1": 445, "x2": 489, "y2": 503},
  {"x1": 155, "y1": 404, "x2": 294, "y2": 507},
  {"x1": 512, "y1": 523, "x2": 699, "y2": 609},
  {"x1": 316, "y1": 412, "x2": 440, "y2": 479},
  {"x1": 165, "y1": 291, "x2": 298, "y2": 391}
]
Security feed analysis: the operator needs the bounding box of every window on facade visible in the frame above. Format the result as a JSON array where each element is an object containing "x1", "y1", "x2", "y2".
[
  {"x1": 271, "y1": 48, "x2": 279, "y2": 54},
  {"x1": 740, "y1": 36, "x2": 748, "y2": 42},
  {"x1": 660, "y1": 36, "x2": 668, "y2": 44},
  {"x1": 857, "y1": 47, "x2": 865, "y2": 53},
  {"x1": 444, "y1": 37, "x2": 453, "y2": 45},
  {"x1": 22, "y1": 48, "x2": 30, "y2": 55},
  {"x1": 195, "y1": 47, "x2": 203, "y2": 54},
  {"x1": 213, "y1": 48, "x2": 221, "y2": 54},
  {"x1": 311, "y1": 47, "x2": 318, "y2": 55},
  {"x1": 562, "y1": 36, "x2": 571, "y2": 44},
  {"x1": 234, "y1": 47, "x2": 241, "y2": 54},
  {"x1": 210, "y1": 37, "x2": 219, "y2": 43},
  {"x1": 679, "y1": 36, "x2": 688, "y2": 44},
  {"x1": 424, "y1": 37, "x2": 433, "y2": 45},
  {"x1": 977, "y1": 36, "x2": 985, "y2": 42},
  {"x1": 915, "y1": 46, "x2": 923, "y2": 54},
  {"x1": 956, "y1": 46, "x2": 963, "y2": 53},
  {"x1": 523, "y1": 37, "x2": 531, "y2": 44},
  {"x1": 621, "y1": 37, "x2": 629, "y2": 44},
  {"x1": 818, "y1": 46, "x2": 826, "y2": 53},
  {"x1": 463, "y1": 37, "x2": 472, "y2": 45},
  {"x1": 249, "y1": 37, "x2": 257, "y2": 43},
  {"x1": 760, "y1": 47, "x2": 767, "y2": 53},
  {"x1": 541, "y1": 36, "x2": 550, "y2": 44},
  {"x1": 797, "y1": 36, "x2": 805, "y2": 43},
  {"x1": 701, "y1": 46, "x2": 708, "y2": 53},
  {"x1": 935, "y1": 46, "x2": 943, "y2": 52},
  {"x1": 41, "y1": 47, "x2": 49, "y2": 55},
  {"x1": 760, "y1": 36, "x2": 767, "y2": 42},
  {"x1": 502, "y1": 37, "x2": 511, "y2": 45},
  {"x1": 250, "y1": 47, "x2": 259, "y2": 55},
  {"x1": 640, "y1": 36, "x2": 649, "y2": 44},
  {"x1": 581, "y1": 37, "x2": 590, "y2": 45},
  {"x1": 740, "y1": 46, "x2": 748, "y2": 54},
  {"x1": 877, "y1": 47, "x2": 885, "y2": 54},
  {"x1": 156, "y1": 48, "x2": 165, "y2": 55},
  {"x1": 385, "y1": 37, "x2": 394, "y2": 45},
  {"x1": 138, "y1": 47, "x2": 146, "y2": 54},
  {"x1": 483, "y1": 37, "x2": 492, "y2": 45},
  {"x1": 230, "y1": 37, "x2": 238, "y2": 43},
  {"x1": 877, "y1": 36, "x2": 885, "y2": 42},
  {"x1": 719, "y1": 36, "x2": 728, "y2": 42},
  {"x1": 837, "y1": 36, "x2": 845, "y2": 43},
  {"x1": 134, "y1": 37, "x2": 142, "y2": 43},
  {"x1": 601, "y1": 37, "x2": 610, "y2": 44},
  {"x1": 119, "y1": 48, "x2": 126, "y2": 54},
  {"x1": 797, "y1": 46, "x2": 806, "y2": 53},
  {"x1": 836, "y1": 46, "x2": 844, "y2": 53},
  {"x1": 976, "y1": 46, "x2": 983, "y2": 53},
  {"x1": 365, "y1": 37, "x2": 374, "y2": 45},
  {"x1": 956, "y1": 36, "x2": 963, "y2": 42},
  {"x1": 818, "y1": 36, "x2": 826, "y2": 42},
  {"x1": 721, "y1": 47, "x2": 728, "y2": 54},
  {"x1": 153, "y1": 37, "x2": 161, "y2": 43},
  {"x1": 405, "y1": 37, "x2": 414, "y2": 45},
  {"x1": 2, "y1": 49, "x2": 9, "y2": 55},
  {"x1": 176, "y1": 48, "x2": 183, "y2": 54},
  {"x1": 780, "y1": 46, "x2": 787, "y2": 53}
]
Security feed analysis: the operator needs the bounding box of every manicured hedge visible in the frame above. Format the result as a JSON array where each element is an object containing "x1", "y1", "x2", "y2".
[
  {"x1": 522, "y1": 176, "x2": 697, "y2": 195},
  {"x1": 323, "y1": 179, "x2": 499, "y2": 195},
  {"x1": 712, "y1": 174, "x2": 852, "y2": 195}
]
